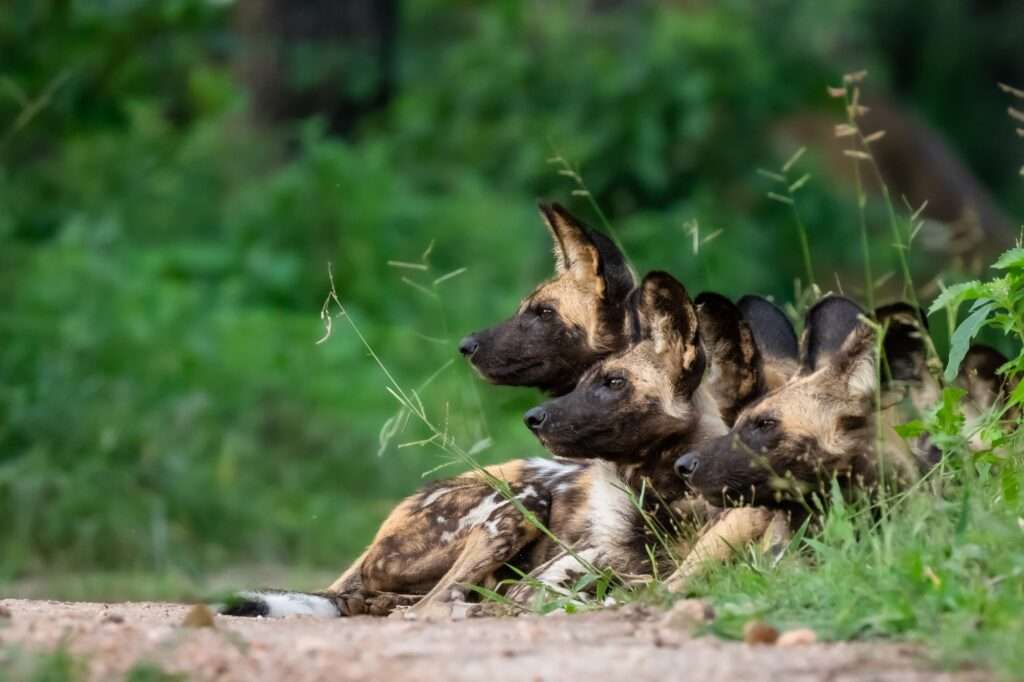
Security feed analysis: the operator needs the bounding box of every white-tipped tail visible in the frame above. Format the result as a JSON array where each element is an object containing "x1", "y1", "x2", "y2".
[{"x1": 218, "y1": 590, "x2": 341, "y2": 619}]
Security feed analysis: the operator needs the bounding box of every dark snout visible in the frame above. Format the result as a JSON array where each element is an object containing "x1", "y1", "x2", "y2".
[
  {"x1": 674, "y1": 452, "x2": 700, "y2": 478},
  {"x1": 458, "y1": 334, "x2": 480, "y2": 357},
  {"x1": 523, "y1": 406, "x2": 548, "y2": 432}
]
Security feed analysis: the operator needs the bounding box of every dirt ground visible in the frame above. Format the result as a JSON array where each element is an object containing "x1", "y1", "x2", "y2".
[{"x1": 0, "y1": 599, "x2": 991, "y2": 682}]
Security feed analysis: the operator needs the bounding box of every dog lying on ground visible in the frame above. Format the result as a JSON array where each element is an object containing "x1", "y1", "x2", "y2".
[
  {"x1": 219, "y1": 203, "x2": 805, "y2": 618},
  {"x1": 665, "y1": 296, "x2": 1011, "y2": 588},
  {"x1": 223, "y1": 270, "x2": 734, "y2": 618}
]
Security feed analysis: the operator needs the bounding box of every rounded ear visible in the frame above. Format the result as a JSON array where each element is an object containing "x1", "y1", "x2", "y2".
[
  {"x1": 537, "y1": 202, "x2": 633, "y2": 301},
  {"x1": 800, "y1": 295, "x2": 866, "y2": 374},
  {"x1": 874, "y1": 302, "x2": 929, "y2": 384},
  {"x1": 831, "y1": 323, "x2": 878, "y2": 402},
  {"x1": 696, "y1": 291, "x2": 763, "y2": 420},
  {"x1": 737, "y1": 295, "x2": 799, "y2": 364},
  {"x1": 636, "y1": 271, "x2": 705, "y2": 396}
]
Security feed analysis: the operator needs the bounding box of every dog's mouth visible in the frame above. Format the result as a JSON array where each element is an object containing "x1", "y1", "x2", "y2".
[{"x1": 472, "y1": 359, "x2": 545, "y2": 382}]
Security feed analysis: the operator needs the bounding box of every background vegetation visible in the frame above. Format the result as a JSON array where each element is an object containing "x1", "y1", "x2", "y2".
[{"x1": 2, "y1": 2, "x2": 1022, "y2": 656}]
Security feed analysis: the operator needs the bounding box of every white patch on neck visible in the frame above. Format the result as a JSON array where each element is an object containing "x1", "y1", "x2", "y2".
[{"x1": 586, "y1": 461, "x2": 636, "y2": 553}]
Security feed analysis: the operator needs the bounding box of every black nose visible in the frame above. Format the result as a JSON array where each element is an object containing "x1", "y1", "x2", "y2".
[
  {"x1": 523, "y1": 407, "x2": 548, "y2": 431},
  {"x1": 458, "y1": 335, "x2": 480, "y2": 357},
  {"x1": 675, "y1": 452, "x2": 700, "y2": 478}
]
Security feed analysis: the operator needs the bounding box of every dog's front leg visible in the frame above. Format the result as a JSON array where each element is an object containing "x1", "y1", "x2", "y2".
[
  {"x1": 664, "y1": 507, "x2": 775, "y2": 593},
  {"x1": 504, "y1": 546, "x2": 603, "y2": 606}
]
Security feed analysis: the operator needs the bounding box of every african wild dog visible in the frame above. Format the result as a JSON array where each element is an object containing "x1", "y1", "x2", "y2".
[
  {"x1": 219, "y1": 205, "x2": 798, "y2": 618},
  {"x1": 459, "y1": 202, "x2": 635, "y2": 396},
  {"x1": 458, "y1": 202, "x2": 784, "y2": 422},
  {"x1": 664, "y1": 296, "x2": 1019, "y2": 588},
  {"x1": 523, "y1": 285, "x2": 799, "y2": 592},
  {"x1": 221, "y1": 270, "x2": 724, "y2": 618},
  {"x1": 674, "y1": 296, "x2": 920, "y2": 517},
  {"x1": 675, "y1": 295, "x2": 1013, "y2": 516},
  {"x1": 516, "y1": 275, "x2": 816, "y2": 595},
  {"x1": 514, "y1": 271, "x2": 731, "y2": 588}
]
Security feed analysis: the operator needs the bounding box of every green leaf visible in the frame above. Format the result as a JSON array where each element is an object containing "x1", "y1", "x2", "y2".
[
  {"x1": 893, "y1": 419, "x2": 926, "y2": 440},
  {"x1": 944, "y1": 303, "x2": 995, "y2": 383},
  {"x1": 927, "y1": 281, "x2": 984, "y2": 316},
  {"x1": 571, "y1": 572, "x2": 598, "y2": 594},
  {"x1": 933, "y1": 386, "x2": 967, "y2": 435},
  {"x1": 1009, "y1": 379, "x2": 1024, "y2": 410},
  {"x1": 992, "y1": 247, "x2": 1024, "y2": 270},
  {"x1": 1001, "y1": 467, "x2": 1021, "y2": 505}
]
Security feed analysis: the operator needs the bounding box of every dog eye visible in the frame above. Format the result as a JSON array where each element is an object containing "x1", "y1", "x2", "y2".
[
  {"x1": 604, "y1": 376, "x2": 626, "y2": 390},
  {"x1": 754, "y1": 417, "x2": 777, "y2": 431},
  {"x1": 537, "y1": 306, "x2": 556, "y2": 319}
]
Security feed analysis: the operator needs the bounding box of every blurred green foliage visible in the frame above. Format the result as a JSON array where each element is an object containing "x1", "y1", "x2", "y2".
[{"x1": 1, "y1": 0, "x2": 1021, "y2": 580}]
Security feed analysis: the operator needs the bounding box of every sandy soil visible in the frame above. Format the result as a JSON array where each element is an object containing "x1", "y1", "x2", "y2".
[{"x1": 0, "y1": 599, "x2": 990, "y2": 682}]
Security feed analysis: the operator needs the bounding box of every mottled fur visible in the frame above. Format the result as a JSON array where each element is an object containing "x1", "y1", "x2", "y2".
[
  {"x1": 520, "y1": 272, "x2": 731, "y2": 591},
  {"x1": 222, "y1": 271, "x2": 724, "y2": 619}
]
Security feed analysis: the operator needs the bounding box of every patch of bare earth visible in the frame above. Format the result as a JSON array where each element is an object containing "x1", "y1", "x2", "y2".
[{"x1": 0, "y1": 599, "x2": 989, "y2": 681}]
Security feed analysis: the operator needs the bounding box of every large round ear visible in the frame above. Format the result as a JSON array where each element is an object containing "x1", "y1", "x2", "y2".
[
  {"x1": 696, "y1": 291, "x2": 762, "y2": 421},
  {"x1": 799, "y1": 295, "x2": 866, "y2": 374},
  {"x1": 635, "y1": 271, "x2": 705, "y2": 396},
  {"x1": 537, "y1": 202, "x2": 633, "y2": 301},
  {"x1": 737, "y1": 295, "x2": 799, "y2": 364},
  {"x1": 874, "y1": 302, "x2": 929, "y2": 384},
  {"x1": 830, "y1": 323, "x2": 878, "y2": 401}
]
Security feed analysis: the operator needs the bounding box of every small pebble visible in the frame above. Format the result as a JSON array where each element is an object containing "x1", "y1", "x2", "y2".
[
  {"x1": 182, "y1": 604, "x2": 216, "y2": 628},
  {"x1": 100, "y1": 612, "x2": 124, "y2": 624},
  {"x1": 743, "y1": 620, "x2": 779, "y2": 645},
  {"x1": 0, "y1": 604, "x2": 11, "y2": 619},
  {"x1": 660, "y1": 599, "x2": 715, "y2": 630},
  {"x1": 777, "y1": 628, "x2": 817, "y2": 646}
]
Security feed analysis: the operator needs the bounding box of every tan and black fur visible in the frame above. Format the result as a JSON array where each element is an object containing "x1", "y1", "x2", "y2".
[
  {"x1": 459, "y1": 203, "x2": 635, "y2": 396},
  {"x1": 676, "y1": 295, "x2": 1014, "y2": 514},
  {"x1": 696, "y1": 292, "x2": 799, "y2": 424},
  {"x1": 219, "y1": 210, "x2": 799, "y2": 618},
  {"x1": 518, "y1": 272, "x2": 730, "y2": 586},
  {"x1": 737, "y1": 294, "x2": 801, "y2": 391},
  {"x1": 676, "y1": 296, "x2": 919, "y2": 516},
  {"x1": 221, "y1": 270, "x2": 725, "y2": 618}
]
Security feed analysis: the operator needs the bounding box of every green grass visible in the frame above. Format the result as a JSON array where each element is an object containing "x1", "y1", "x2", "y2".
[
  {"x1": 3, "y1": 2, "x2": 1024, "y2": 679},
  {"x1": 686, "y1": 470, "x2": 1024, "y2": 674}
]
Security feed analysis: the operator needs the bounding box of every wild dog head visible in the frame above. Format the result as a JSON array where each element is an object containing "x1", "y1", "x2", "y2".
[
  {"x1": 675, "y1": 296, "x2": 911, "y2": 509},
  {"x1": 459, "y1": 203, "x2": 635, "y2": 396},
  {"x1": 523, "y1": 271, "x2": 723, "y2": 462},
  {"x1": 874, "y1": 304, "x2": 1016, "y2": 461},
  {"x1": 695, "y1": 292, "x2": 764, "y2": 426},
  {"x1": 956, "y1": 344, "x2": 1013, "y2": 414},
  {"x1": 737, "y1": 295, "x2": 800, "y2": 391}
]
